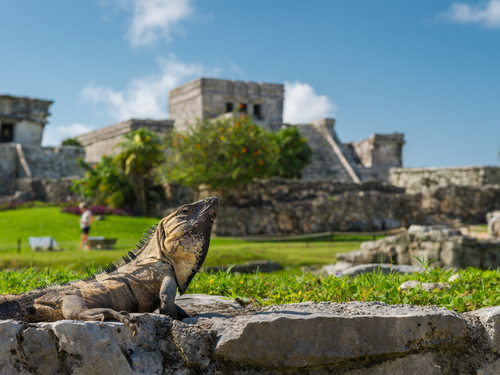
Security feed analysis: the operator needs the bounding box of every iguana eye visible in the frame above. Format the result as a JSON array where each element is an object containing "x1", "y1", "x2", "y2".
[{"x1": 180, "y1": 207, "x2": 191, "y2": 215}]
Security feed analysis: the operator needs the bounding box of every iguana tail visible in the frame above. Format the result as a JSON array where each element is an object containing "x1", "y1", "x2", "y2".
[{"x1": 0, "y1": 294, "x2": 29, "y2": 321}]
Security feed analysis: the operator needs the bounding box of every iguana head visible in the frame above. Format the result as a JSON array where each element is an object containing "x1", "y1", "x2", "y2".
[{"x1": 158, "y1": 197, "x2": 219, "y2": 294}]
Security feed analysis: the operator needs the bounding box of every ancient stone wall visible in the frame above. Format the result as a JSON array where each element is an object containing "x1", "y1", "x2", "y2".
[
  {"x1": 422, "y1": 184, "x2": 500, "y2": 223},
  {"x1": 390, "y1": 166, "x2": 500, "y2": 193},
  {"x1": 15, "y1": 177, "x2": 80, "y2": 202},
  {"x1": 160, "y1": 179, "x2": 500, "y2": 236},
  {"x1": 0, "y1": 144, "x2": 84, "y2": 197},
  {"x1": 0, "y1": 94, "x2": 52, "y2": 146},
  {"x1": 191, "y1": 179, "x2": 424, "y2": 236},
  {"x1": 168, "y1": 78, "x2": 284, "y2": 131},
  {"x1": 337, "y1": 225, "x2": 500, "y2": 270},
  {"x1": 76, "y1": 119, "x2": 174, "y2": 163},
  {"x1": 3, "y1": 299, "x2": 500, "y2": 374}
]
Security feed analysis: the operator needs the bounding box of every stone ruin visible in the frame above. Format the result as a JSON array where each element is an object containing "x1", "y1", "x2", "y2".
[
  {"x1": 0, "y1": 94, "x2": 85, "y2": 200},
  {"x1": 3, "y1": 294, "x2": 500, "y2": 374},
  {"x1": 336, "y1": 225, "x2": 500, "y2": 271},
  {"x1": 78, "y1": 77, "x2": 406, "y2": 183}
]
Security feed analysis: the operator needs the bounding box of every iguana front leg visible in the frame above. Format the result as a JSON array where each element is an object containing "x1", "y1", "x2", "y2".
[
  {"x1": 61, "y1": 295, "x2": 138, "y2": 333},
  {"x1": 159, "y1": 272, "x2": 189, "y2": 320}
]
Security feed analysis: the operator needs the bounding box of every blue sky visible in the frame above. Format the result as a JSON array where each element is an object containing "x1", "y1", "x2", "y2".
[{"x1": 1, "y1": 0, "x2": 499, "y2": 167}]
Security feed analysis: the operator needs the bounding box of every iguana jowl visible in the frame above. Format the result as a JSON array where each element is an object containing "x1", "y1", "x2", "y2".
[{"x1": 0, "y1": 197, "x2": 219, "y2": 333}]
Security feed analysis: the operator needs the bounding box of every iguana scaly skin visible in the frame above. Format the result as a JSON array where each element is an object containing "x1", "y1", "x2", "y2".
[{"x1": 0, "y1": 197, "x2": 219, "y2": 333}]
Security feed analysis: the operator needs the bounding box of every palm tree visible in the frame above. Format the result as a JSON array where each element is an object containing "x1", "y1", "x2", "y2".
[{"x1": 114, "y1": 128, "x2": 165, "y2": 215}]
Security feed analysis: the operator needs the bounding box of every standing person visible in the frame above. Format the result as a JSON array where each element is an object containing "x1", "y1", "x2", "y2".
[{"x1": 79, "y1": 202, "x2": 94, "y2": 250}]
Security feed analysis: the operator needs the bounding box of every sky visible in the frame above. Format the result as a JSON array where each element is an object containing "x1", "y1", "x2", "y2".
[{"x1": 1, "y1": 0, "x2": 499, "y2": 168}]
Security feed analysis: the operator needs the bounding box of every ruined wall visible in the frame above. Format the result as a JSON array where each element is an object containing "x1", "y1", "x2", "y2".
[
  {"x1": 76, "y1": 119, "x2": 174, "y2": 163},
  {"x1": 0, "y1": 144, "x2": 19, "y2": 195},
  {"x1": 16, "y1": 177, "x2": 80, "y2": 202},
  {"x1": 345, "y1": 133, "x2": 405, "y2": 181},
  {"x1": 0, "y1": 144, "x2": 84, "y2": 197},
  {"x1": 390, "y1": 166, "x2": 500, "y2": 193},
  {"x1": 190, "y1": 179, "x2": 424, "y2": 236},
  {"x1": 169, "y1": 78, "x2": 284, "y2": 131},
  {"x1": 297, "y1": 119, "x2": 364, "y2": 182},
  {"x1": 337, "y1": 225, "x2": 500, "y2": 270},
  {"x1": 13, "y1": 120, "x2": 44, "y2": 145},
  {"x1": 160, "y1": 179, "x2": 500, "y2": 236}
]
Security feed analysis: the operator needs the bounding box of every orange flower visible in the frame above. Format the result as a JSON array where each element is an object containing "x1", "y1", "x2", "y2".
[
  {"x1": 259, "y1": 159, "x2": 264, "y2": 166},
  {"x1": 235, "y1": 122, "x2": 240, "y2": 127},
  {"x1": 234, "y1": 152, "x2": 238, "y2": 157},
  {"x1": 242, "y1": 148, "x2": 247, "y2": 153},
  {"x1": 257, "y1": 168, "x2": 261, "y2": 171},
  {"x1": 253, "y1": 152, "x2": 258, "y2": 157},
  {"x1": 176, "y1": 133, "x2": 181, "y2": 139},
  {"x1": 195, "y1": 144, "x2": 202, "y2": 149},
  {"x1": 249, "y1": 125, "x2": 254, "y2": 130}
]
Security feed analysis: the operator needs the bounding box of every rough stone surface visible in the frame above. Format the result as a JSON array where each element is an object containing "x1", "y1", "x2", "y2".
[
  {"x1": 337, "y1": 225, "x2": 500, "y2": 270},
  {"x1": 186, "y1": 301, "x2": 468, "y2": 368},
  {"x1": 390, "y1": 166, "x2": 500, "y2": 193},
  {"x1": 399, "y1": 280, "x2": 451, "y2": 292},
  {"x1": 467, "y1": 306, "x2": 500, "y2": 353},
  {"x1": 328, "y1": 263, "x2": 424, "y2": 277},
  {"x1": 1, "y1": 300, "x2": 500, "y2": 374},
  {"x1": 190, "y1": 179, "x2": 423, "y2": 236},
  {"x1": 158, "y1": 179, "x2": 500, "y2": 236},
  {"x1": 171, "y1": 320, "x2": 215, "y2": 368},
  {"x1": 175, "y1": 294, "x2": 244, "y2": 314}
]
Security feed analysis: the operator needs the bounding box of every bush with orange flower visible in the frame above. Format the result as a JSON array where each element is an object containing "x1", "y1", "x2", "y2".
[{"x1": 164, "y1": 116, "x2": 279, "y2": 189}]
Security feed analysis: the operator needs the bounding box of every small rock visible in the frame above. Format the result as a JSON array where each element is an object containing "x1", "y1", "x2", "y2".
[
  {"x1": 317, "y1": 261, "x2": 353, "y2": 276},
  {"x1": 449, "y1": 273, "x2": 462, "y2": 282},
  {"x1": 399, "y1": 281, "x2": 451, "y2": 292},
  {"x1": 339, "y1": 264, "x2": 424, "y2": 277}
]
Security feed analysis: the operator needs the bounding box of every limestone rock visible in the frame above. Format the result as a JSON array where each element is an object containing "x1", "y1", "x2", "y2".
[
  {"x1": 399, "y1": 281, "x2": 451, "y2": 292},
  {"x1": 336, "y1": 263, "x2": 424, "y2": 277},
  {"x1": 176, "y1": 294, "x2": 243, "y2": 315},
  {"x1": 172, "y1": 320, "x2": 216, "y2": 368},
  {"x1": 186, "y1": 301, "x2": 467, "y2": 368},
  {"x1": 0, "y1": 321, "x2": 26, "y2": 375},
  {"x1": 467, "y1": 306, "x2": 500, "y2": 353},
  {"x1": 317, "y1": 261, "x2": 353, "y2": 275}
]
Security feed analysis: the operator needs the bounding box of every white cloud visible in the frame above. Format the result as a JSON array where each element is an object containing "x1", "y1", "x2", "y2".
[
  {"x1": 283, "y1": 81, "x2": 336, "y2": 124},
  {"x1": 81, "y1": 56, "x2": 204, "y2": 121},
  {"x1": 438, "y1": 0, "x2": 500, "y2": 28},
  {"x1": 42, "y1": 123, "x2": 93, "y2": 146},
  {"x1": 109, "y1": 0, "x2": 194, "y2": 45}
]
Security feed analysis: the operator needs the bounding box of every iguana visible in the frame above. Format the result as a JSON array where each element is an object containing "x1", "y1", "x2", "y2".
[{"x1": 0, "y1": 197, "x2": 219, "y2": 334}]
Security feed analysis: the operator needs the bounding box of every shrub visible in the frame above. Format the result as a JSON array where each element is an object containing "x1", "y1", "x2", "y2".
[
  {"x1": 274, "y1": 127, "x2": 312, "y2": 179},
  {"x1": 164, "y1": 116, "x2": 279, "y2": 189},
  {"x1": 61, "y1": 138, "x2": 82, "y2": 147},
  {"x1": 71, "y1": 155, "x2": 135, "y2": 209}
]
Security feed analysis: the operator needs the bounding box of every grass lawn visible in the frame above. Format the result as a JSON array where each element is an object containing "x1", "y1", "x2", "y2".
[{"x1": 0, "y1": 207, "x2": 378, "y2": 271}]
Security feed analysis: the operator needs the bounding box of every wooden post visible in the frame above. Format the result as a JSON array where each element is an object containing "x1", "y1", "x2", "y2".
[{"x1": 17, "y1": 238, "x2": 21, "y2": 253}]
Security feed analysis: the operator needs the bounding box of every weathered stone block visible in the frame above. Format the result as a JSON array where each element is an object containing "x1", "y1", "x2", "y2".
[
  {"x1": 467, "y1": 306, "x2": 500, "y2": 353},
  {"x1": 0, "y1": 321, "x2": 25, "y2": 375},
  {"x1": 189, "y1": 302, "x2": 468, "y2": 368},
  {"x1": 22, "y1": 327, "x2": 59, "y2": 375}
]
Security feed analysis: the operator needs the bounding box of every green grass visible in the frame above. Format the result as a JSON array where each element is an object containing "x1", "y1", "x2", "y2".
[
  {"x1": 470, "y1": 224, "x2": 488, "y2": 233},
  {"x1": 0, "y1": 207, "x2": 374, "y2": 271},
  {"x1": 2, "y1": 266, "x2": 499, "y2": 314}
]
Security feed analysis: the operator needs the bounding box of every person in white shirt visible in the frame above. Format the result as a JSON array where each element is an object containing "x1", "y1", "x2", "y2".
[{"x1": 79, "y1": 202, "x2": 94, "y2": 250}]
